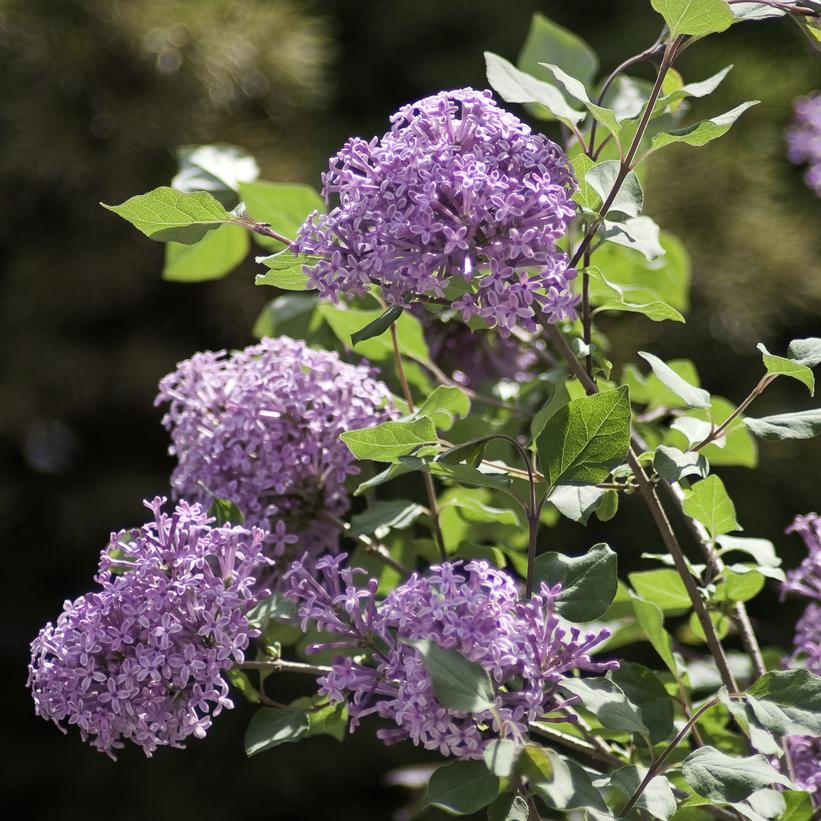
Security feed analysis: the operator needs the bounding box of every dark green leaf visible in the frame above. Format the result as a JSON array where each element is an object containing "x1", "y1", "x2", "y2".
[
  {"x1": 252, "y1": 293, "x2": 318, "y2": 340},
  {"x1": 654, "y1": 445, "x2": 708, "y2": 483},
  {"x1": 487, "y1": 794, "x2": 529, "y2": 821},
  {"x1": 611, "y1": 663, "x2": 675, "y2": 744},
  {"x1": 405, "y1": 639, "x2": 495, "y2": 712},
  {"x1": 560, "y1": 676, "x2": 648, "y2": 735},
  {"x1": 404, "y1": 456, "x2": 514, "y2": 492},
  {"x1": 529, "y1": 750, "x2": 611, "y2": 814},
  {"x1": 682, "y1": 746, "x2": 791, "y2": 803},
  {"x1": 423, "y1": 760, "x2": 500, "y2": 816},
  {"x1": 533, "y1": 543, "x2": 618, "y2": 622},
  {"x1": 483, "y1": 739, "x2": 520, "y2": 778},
  {"x1": 244, "y1": 707, "x2": 311, "y2": 756},
  {"x1": 548, "y1": 484, "x2": 605, "y2": 524},
  {"x1": 747, "y1": 669, "x2": 821, "y2": 737},
  {"x1": 349, "y1": 500, "x2": 424, "y2": 538},
  {"x1": 254, "y1": 249, "x2": 316, "y2": 290},
  {"x1": 610, "y1": 766, "x2": 677, "y2": 820},
  {"x1": 208, "y1": 497, "x2": 245, "y2": 525},
  {"x1": 536, "y1": 386, "x2": 631, "y2": 492},
  {"x1": 350, "y1": 305, "x2": 404, "y2": 346}
]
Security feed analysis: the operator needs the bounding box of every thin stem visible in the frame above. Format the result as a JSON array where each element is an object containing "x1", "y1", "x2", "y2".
[
  {"x1": 529, "y1": 723, "x2": 625, "y2": 768},
  {"x1": 541, "y1": 320, "x2": 738, "y2": 692},
  {"x1": 319, "y1": 510, "x2": 410, "y2": 576},
  {"x1": 423, "y1": 356, "x2": 514, "y2": 410},
  {"x1": 239, "y1": 219, "x2": 294, "y2": 246},
  {"x1": 390, "y1": 324, "x2": 446, "y2": 560},
  {"x1": 692, "y1": 374, "x2": 775, "y2": 451},
  {"x1": 238, "y1": 659, "x2": 332, "y2": 676},
  {"x1": 619, "y1": 696, "x2": 726, "y2": 818},
  {"x1": 582, "y1": 245, "x2": 593, "y2": 378},
  {"x1": 526, "y1": 794, "x2": 543, "y2": 821}
]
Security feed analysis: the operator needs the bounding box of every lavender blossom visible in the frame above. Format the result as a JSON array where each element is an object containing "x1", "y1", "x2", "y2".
[
  {"x1": 156, "y1": 336, "x2": 394, "y2": 570},
  {"x1": 787, "y1": 92, "x2": 821, "y2": 196},
  {"x1": 788, "y1": 736, "x2": 821, "y2": 801},
  {"x1": 285, "y1": 555, "x2": 615, "y2": 758},
  {"x1": 27, "y1": 497, "x2": 268, "y2": 758},
  {"x1": 782, "y1": 513, "x2": 821, "y2": 601},
  {"x1": 292, "y1": 88, "x2": 578, "y2": 334}
]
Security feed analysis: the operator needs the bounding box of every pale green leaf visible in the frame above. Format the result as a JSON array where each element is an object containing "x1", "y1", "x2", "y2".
[
  {"x1": 682, "y1": 475, "x2": 740, "y2": 538},
  {"x1": 651, "y1": 0, "x2": 735, "y2": 37},
  {"x1": 745, "y1": 410, "x2": 821, "y2": 442},
  {"x1": 649, "y1": 101, "x2": 759, "y2": 155},
  {"x1": 758, "y1": 343, "x2": 815, "y2": 395},
  {"x1": 639, "y1": 351, "x2": 711, "y2": 408},
  {"x1": 341, "y1": 418, "x2": 438, "y2": 463},
  {"x1": 163, "y1": 224, "x2": 249, "y2": 282}
]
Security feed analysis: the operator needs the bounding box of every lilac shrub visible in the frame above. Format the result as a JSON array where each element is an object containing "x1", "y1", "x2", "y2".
[
  {"x1": 292, "y1": 88, "x2": 578, "y2": 333},
  {"x1": 156, "y1": 336, "x2": 395, "y2": 569},
  {"x1": 27, "y1": 498, "x2": 268, "y2": 758},
  {"x1": 285, "y1": 555, "x2": 615, "y2": 758},
  {"x1": 787, "y1": 92, "x2": 821, "y2": 196}
]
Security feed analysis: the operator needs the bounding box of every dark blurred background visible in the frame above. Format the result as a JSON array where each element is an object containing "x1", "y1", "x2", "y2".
[{"x1": 2, "y1": 1, "x2": 820, "y2": 818}]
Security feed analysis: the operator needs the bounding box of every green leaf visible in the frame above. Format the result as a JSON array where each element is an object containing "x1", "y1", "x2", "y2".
[
  {"x1": 601, "y1": 216, "x2": 665, "y2": 261},
  {"x1": 653, "y1": 445, "x2": 708, "y2": 483},
  {"x1": 353, "y1": 461, "x2": 416, "y2": 495},
  {"x1": 517, "y1": 12, "x2": 598, "y2": 89},
  {"x1": 246, "y1": 592, "x2": 296, "y2": 633},
  {"x1": 631, "y1": 594, "x2": 679, "y2": 675},
  {"x1": 443, "y1": 493, "x2": 521, "y2": 527},
  {"x1": 163, "y1": 224, "x2": 249, "y2": 282},
  {"x1": 682, "y1": 746, "x2": 792, "y2": 803},
  {"x1": 405, "y1": 640, "x2": 496, "y2": 713},
  {"x1": 715, "y1": 568, "x2": 765, "y2": 604},
  {"x1": 423, "y1": 760, "x2": 500, "y2": 816},
  {"x1": 746, "y1": 669, "x2": 821, "y2": 737},
  {"x1": 788, "y1": 338, "x2": 821, "y2": 368},
  {"x1": 532, "y1": 543, "x2": 618, "y2": 622},
  {"x1": 540, "y1": 63, "x2": 622, "y2": 144},
  {"x1": 350, "y1": 305, "x2": 404, "y2": 346},
  {"x1": 244, "y1": 707, "x2": 311, "y2": 756},
  {"x1": 102, "y1": 187, "x2": 235, "y2": 244},
  {"x1": 638, "y1": 352, "x2": 711, "y2": 409},
  {"x1": 252, "y1": 293, "x2": 318, "y2": 339},
  {"x1": 677, "y1": 396, "x2": 758, "y2": 468},
  {"x1": 648, "y1": 101, "x2": 759, "y2": 155},
  {"x1": 572, "y1": 154, "x2": 599, "y2": 211},
  {"x1": 730, "y1": 2, "x2": 787, "y2": 21},
  {"x1": 587, "y1": 161, "x2": 644, "y2": 218},
  {"x1": 625, "y1": 359, "x2": 702, "y2": 409},
  {"x1": 487, "y1": 794, "x2": 530, "y2": 821},
  {"x1": 610, "y1": 766, "x2": 677, "y2": 820},
  {"x1": 317, "y1": 303, "x2": 431, "y2": 365},
  {"x1": 587, "y1": 231, "x2": 690, "y2": 313},
  {"x1": 588, "y1": 268, "x2": 685, "y2": 323},
  {"x1": 238, "y1": 181, "x2": 324, "y2": 243},
  {"x1": 484, "y1": 53, "x2": 585, "y2": 126},
  {"x1": 208, "y1": 496, "x2": 245, "y2": 526},
  {"x1": 611, "y1": 663, "x2": 675, "y2": 744},
  {"x1": 745, "y1": 410, "x2": 821, "y2": 442},
  {"x1": 408, "y1": 457, "x2": 514, "y2": 493},
  {"x1": 781, "y1": 790, "x2": 814, "y2": 821},
  {"x1": 757, "y1": 343, "x2": 815, "y2": 395},
  {"x1": 349, "y1": 500, "x2": 425, "y2": 538},
  {"x1": 650, "y1": 0, "x2": 735, "y2": 37},
  {"x1": 537, "y1": 386, "x2": 630, "y2": 492},
  {"x1": 629, "y1": 569, "x2": 691, "y2": 614},
  {"x1": 529, "y1": 750, "x2": 611, "y2": 814},
  {"x1": 682, "y1": 475, "x2": 740, "y2": 538},
  {"x1": 255, "y1": 249, "x2": 317, "y2": 290},
  {"x1": 414, "y1": 386, "x2": 471, "y2": 432},
  {"x1": 289, "y1": 695, "x2": 348, "y2": 742},
  {"x1": 483, "y1": 739, "x2": 520, "y2": 778},
  {"x1": 560, "y1": 676, "x2": 648, "y2": 735},
  {"x1": 715, "y1": 535, "x2": 780, "y2": 569},
  {"x1": 172, "y1": 143, "x2": 258, "y2": 206},
  {"x1": 341, "y1": 418, "x2": 438, "y2": 463},
  {"x1": 438, "y1": 438, "x2": 488, "y2": 469},
  {"x1": 656, "y1": 65, "x2": 734, "y2": 111},
  {"x1": 548, "y1": 484, "x2": 605, "y2": 524}
]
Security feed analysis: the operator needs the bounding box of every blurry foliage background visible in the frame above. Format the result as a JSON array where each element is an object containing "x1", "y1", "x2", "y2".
[{"x1": 1, "y1": 1, "x2": 820, "y2": 818}]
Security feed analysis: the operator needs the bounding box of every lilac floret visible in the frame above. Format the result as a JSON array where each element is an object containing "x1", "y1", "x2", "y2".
[
  {"x1": 782, "y1": 513, "x2": 821, "y2": 601},
  {"x1": 787, "y1": 92, "x2": 821, "y2": 196},
  {"x1": 27, "y1": 497, "x2": 269, "y2": 758},
  {"x1": 292, "y1": 88, "x2": 578, "y2": 334},
  {"x1": 285, "y1": 555, "x2": 616, "y2": 758},
  {"x1": 156, "y1": 336, "x2": 395, "y2": 572}
]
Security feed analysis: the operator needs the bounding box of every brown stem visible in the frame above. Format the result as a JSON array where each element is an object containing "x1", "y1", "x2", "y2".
[{"x1": 390, "y1": 324, "x2": 446, "y2": 559}]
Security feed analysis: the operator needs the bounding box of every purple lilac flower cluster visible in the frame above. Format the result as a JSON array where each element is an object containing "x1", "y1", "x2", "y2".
[
  {"x1": 285, "y1": 555, "x2": 615, "y2": 758},
  {"x1": 156, "y1": 336, "x2": 394, "y2": 571},
  {"x1": 292, "y1": 88, "x2": 578, "y2": 334},
  {"x1": 787, "y1": 92, "x2": 821, "y2": 196},
  {"x1": 782, "y1": 513, "x2": 821, "y2": 799},
  {"x1": 27, "y1": 497, "x2": 268, "y2": 758}
]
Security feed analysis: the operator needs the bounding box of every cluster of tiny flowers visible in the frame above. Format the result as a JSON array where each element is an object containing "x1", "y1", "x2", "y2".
[
  {"x1": 292, "y1": 88, "x2": 578, "y2": 333},
  {"x1": 787, "y1": 92, "x2": 821, "y2": 196},
  {"x1": 423, "y1": 315, "x2": 539, "y2": 387},
  {"x1": 285, "y1": 555, "x2": 615, "y2": 758},
  {"x1": 782, "y1": 513, "x2": 821, "y2": 799},
  {"x1": 156, "y1": 336, "x2": 394, "y2": 572},
  {"x1": 27, "y1": 497, "x2": 268, "y2": 758}
]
